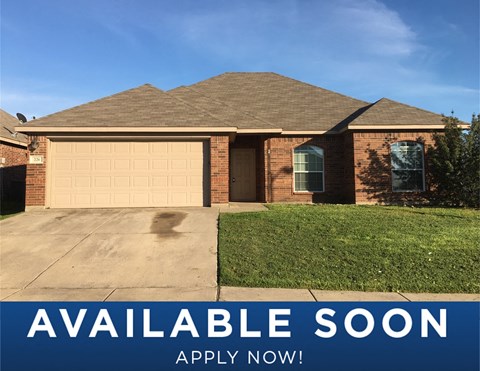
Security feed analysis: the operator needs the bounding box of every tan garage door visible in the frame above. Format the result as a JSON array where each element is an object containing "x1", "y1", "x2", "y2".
[{"x1": 49, "y1": 140, "x2": 208, "y2": 208}]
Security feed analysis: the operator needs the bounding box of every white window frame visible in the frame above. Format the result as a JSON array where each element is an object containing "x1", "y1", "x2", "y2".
[
  {"x1": 390, "y1": 141, "x2": 425, "y2": 192},
  {"x1": 293, "y1": 145, "x2": 325, "y2": 193}
]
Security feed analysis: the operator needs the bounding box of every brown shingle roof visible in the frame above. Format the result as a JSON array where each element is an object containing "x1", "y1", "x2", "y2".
[
  {"x1": 0, "y1": 109, "x2": 28, "y2": 144},
  {"x1": 15, "y1": 73, "x2": 449, "y2": 133},
  {"x1": 169, "y1": 86, "x2": 277, "y2": 129},
  {"x1": 185, "y1": 72, "x2": 369, "y2": 131},
  {"x1": 20, "y1": 84, "x2": 229, "y2": 128},
  {"x1": 347, "y1": 98, "x2": 445, "y2": 127}
]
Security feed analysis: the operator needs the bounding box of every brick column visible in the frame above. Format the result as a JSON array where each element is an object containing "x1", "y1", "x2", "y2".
[
  {"x1": 210, "y1": 135, "x2": 229, "y2": 205},
  {"x1": 25, "y1": 136, "x2": 47, "y2": 207}
]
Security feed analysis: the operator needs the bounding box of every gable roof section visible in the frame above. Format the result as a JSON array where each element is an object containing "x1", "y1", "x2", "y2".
[
  {"x1": 18, "y1": 84, "x2": 232, "y2": 131},
  {"x1": 1, "y1": 109, "x2": 28, "y2": 146},
  {"x1": 346, "y1": 98, "x2": 449, "y2": 129},
  {"x1": 184, "y1": 72, "x2": 369, "y2": 131},
  {"x1": 169, "y1": 86, "x2": 279, "y2": 131}
]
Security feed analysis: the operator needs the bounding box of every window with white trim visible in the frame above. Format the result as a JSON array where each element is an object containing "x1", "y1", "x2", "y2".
[
  {"x1": 390, "y1": 142, "x2": 425, "y2": 192},
  {"x1": 293, "y1": 145, "x2": 324, "y2": 192}
]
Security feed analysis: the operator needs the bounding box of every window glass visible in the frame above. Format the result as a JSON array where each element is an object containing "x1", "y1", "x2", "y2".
[
  {"x1": 390, "y1": 142, "x2": 424, "y2": 192},
  {"x1": 293, "y1": 145, "x2": 324, "y2": 192}
]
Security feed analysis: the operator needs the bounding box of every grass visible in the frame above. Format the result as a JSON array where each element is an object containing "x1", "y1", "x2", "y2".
[
  {"x1": 0, "y1": 213, "x2": 20, "y2": 221},
  {"x1": 218, "y1": 204, "x2": 480, "y2": 293}
]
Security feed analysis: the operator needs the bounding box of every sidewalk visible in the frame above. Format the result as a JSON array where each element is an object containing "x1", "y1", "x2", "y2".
[{"x1": 218, "y1": 286, "x2": 480, "y2": 302}]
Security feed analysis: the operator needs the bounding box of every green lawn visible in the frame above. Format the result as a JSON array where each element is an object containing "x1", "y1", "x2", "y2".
[
  {"x1": 218, "y1": 205, "x2": 480, "y2": 293},
  {"x1": 0, "y1": 212, "x2": 21, "y2": 221}
]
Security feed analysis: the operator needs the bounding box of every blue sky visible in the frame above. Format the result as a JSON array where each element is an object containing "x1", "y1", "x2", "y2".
[{"x1": 1, "y1": 0, "x2": 479, "y2": 122}]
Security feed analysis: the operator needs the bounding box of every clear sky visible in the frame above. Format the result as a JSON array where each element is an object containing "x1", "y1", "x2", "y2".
[{"x1": 1, "y1": 0, "x2": 479, "y2": 122}]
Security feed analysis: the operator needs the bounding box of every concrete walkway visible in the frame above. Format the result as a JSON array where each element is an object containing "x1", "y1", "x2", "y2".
[
  {"x1": 2, "y1": 285, "x2": 477, "y2": 302},
  {"x1": 216, "y1": 202, "x2": 268, "y2": 213},
  {"x1": 218, "y1": 286, "x2": 480, "y2": 302}
]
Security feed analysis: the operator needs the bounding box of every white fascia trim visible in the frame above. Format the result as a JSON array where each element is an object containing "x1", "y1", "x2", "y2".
[
  {"x1": 15, "y1": 126, "x2": 237, "y2": 133},
  {"x1": 346, "y1": 124, "x2": 470, "y2": 130},
  {"x1": 237, "y1": 128, "x2": 283, "y2": 134},
  {"x1": 281, "y1": 130, "x2": 330, "y2": 135},
  {"x1": 47, "y1": 135, "x2": 211, "y2": 140}
]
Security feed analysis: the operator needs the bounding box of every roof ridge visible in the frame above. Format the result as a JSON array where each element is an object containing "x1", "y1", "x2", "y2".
[
  {"x1": 270, "y1": 73, "x2": 370, "y2": 105},
  {"x1": 28, "y1": 84, "x2": 161, "y2": 124},
  {"x1": 375, "y1": 97, "x2": 445, "y2": 117},
  {"x1": 183, "y1": 86, "x2": 279, "y2": 128}
]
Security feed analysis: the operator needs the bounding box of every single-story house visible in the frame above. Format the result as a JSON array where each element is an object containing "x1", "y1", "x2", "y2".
[
  {"x1": 1, "y1": 109, "x2": 28, "y2": 212},
  {"x1": 16, "y1": 73, "x2": 466, "y2": 209}
]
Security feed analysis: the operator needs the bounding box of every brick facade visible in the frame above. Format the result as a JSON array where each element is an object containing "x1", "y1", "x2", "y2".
[
  {"x1": 210, "y1": 135, "x2": 229, "y2": 204},
  {"x1": 25, "y1": 136, "x2": 47, "y2": 207},
  {"x1": 352, "y1": 131, "x2": 435, "y2": 204},
  {"x1": 0, "y1": 141, "x2": 27, "y2": 168},
  {"x1": 263, "y1": 136, "x2": 346, "y2": 203},
  {"x1": 22, "y1": 131, "x2": 437, "y2": 208}
]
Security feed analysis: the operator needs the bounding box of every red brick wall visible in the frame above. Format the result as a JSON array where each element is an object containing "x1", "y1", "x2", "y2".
[
  {"x1": 342, "y1": 132, "x2": 356, "y2": 203},
  {"x1": 264, "y1": 136, "x2": 346, "y2": 203},
  {"x1": 352, "y1": 131, "x2": 436, "y2": 204},
  {"x1": 0, "y1": 141, "x2": 28, "y2": 168},
  {"x1": 210, "y1": 135, "x2": 229, "y2": 204},
  {"x1": 25, "y1": 136, "x2": 47, "y2": 206}
]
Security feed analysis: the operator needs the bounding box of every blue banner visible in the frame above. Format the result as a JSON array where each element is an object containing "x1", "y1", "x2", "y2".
[{"x1": 1, "y1": 302, "x2": 478, "y2": 370}]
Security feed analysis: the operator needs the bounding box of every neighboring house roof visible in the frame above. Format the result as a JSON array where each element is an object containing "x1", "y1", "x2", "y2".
[
  {"x1": 18, "y1": 84, "x2": 231, "y2": 130},
  {"x1": 183, "y1": 72, "x2": 369, "y2": 131},
  {"x1": 16, "y1": 73, "x2": 454, "y2": 134},
  {"x1": 347, "y1": 98, "x2": 446, "y2": 129},
  {"x1": 0, "y1": 109, "x2": 28, "y2": 146}
]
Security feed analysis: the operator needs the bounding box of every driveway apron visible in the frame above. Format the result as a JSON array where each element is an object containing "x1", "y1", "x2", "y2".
[{"x1": 0, "y1": 208, "x2": 218, "y2": 301}]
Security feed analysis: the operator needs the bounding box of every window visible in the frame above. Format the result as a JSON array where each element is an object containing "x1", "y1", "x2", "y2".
[
  {"x1": 390, "y1": 142, "x2": 425, "y2": 192},
  {"x1": 293, "y1": 145, "x2": 324, "y2": 192}
]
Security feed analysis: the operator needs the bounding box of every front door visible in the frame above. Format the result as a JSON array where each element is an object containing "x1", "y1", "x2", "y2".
[{"x1": 230, "y1": 148, "x2": 256, "y2": 201}]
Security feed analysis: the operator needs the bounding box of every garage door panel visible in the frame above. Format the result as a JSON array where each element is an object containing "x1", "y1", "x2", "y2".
[
  {"x1": 152, "y1": 142, "x2": 168, "y2": 153},
  {"x1": 94, "y1": 177, "x2": 111, "y2": 188},
  {"x1": 132, "y1": 193, "x2": 149, "y2": 204},
  {"x1": 54, "y1": 177, "x2": 72, "y2": 188},
  {"x1": 93, "y1": 193, "x2": 111, "y2": 206},
  {"x1": 114, "y1": 143, "x2": 130, "y2": 153},
  {"x1": 55, "y1": 159, "x2": 72, "y2": 171},
  {"x1": 114, "y1": 177, "x2": 130, "y2": 188},
  {"x1": 74, "y1": 194, "x2": 92, "y2": 206},
  {"x1": 50, "y1": 140, "x2": 208, "y2": 208},
  {"x1": 53, "y1": 194, "x2": 72, "y2": 207},
  {"x1": 94, "y1": 142, "x2": 111, "y2": 153},
  {"x1": 75, "y1": 159, "x2": 92, "y2": 171},
  {"x1": 56, "y1": 142, "x2": 73, "y2": 153},
  {"x1": 75, "y1": 142, "x2": 92, "y2": 154},
  {"x1": 114, "y1": 159, "x2": 130, "y2": 170},
  {"x1": 75, "y1": 177, "x2": 91, "y2": 188},
  {"x1": 133, "y1": 142, "x2": 149, "y2": 153},
  {"x1": 171, "y1": 142, "x2": 187, "y2": 153},
  {"x1": 94, "y1": 159, "x2": 110, "y2": 171},
  {"x1": 133, "y1": 176, "x2": 149, "y2": 187},
  {"x1": 133, "y1": 159, "x2": 149, "y2": 170},
  {"x1": 152, "y1": 176, "x2": 167, "y2": 187}
]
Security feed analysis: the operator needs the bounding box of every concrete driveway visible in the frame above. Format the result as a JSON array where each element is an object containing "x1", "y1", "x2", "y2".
[{"x1": 0, "y1": 208, "x2": 218, "y2": 301}]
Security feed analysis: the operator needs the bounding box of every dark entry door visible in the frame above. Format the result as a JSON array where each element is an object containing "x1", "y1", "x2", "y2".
[{"x1": 230, "y1": 148, "x2": 256, "y2": 201}]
